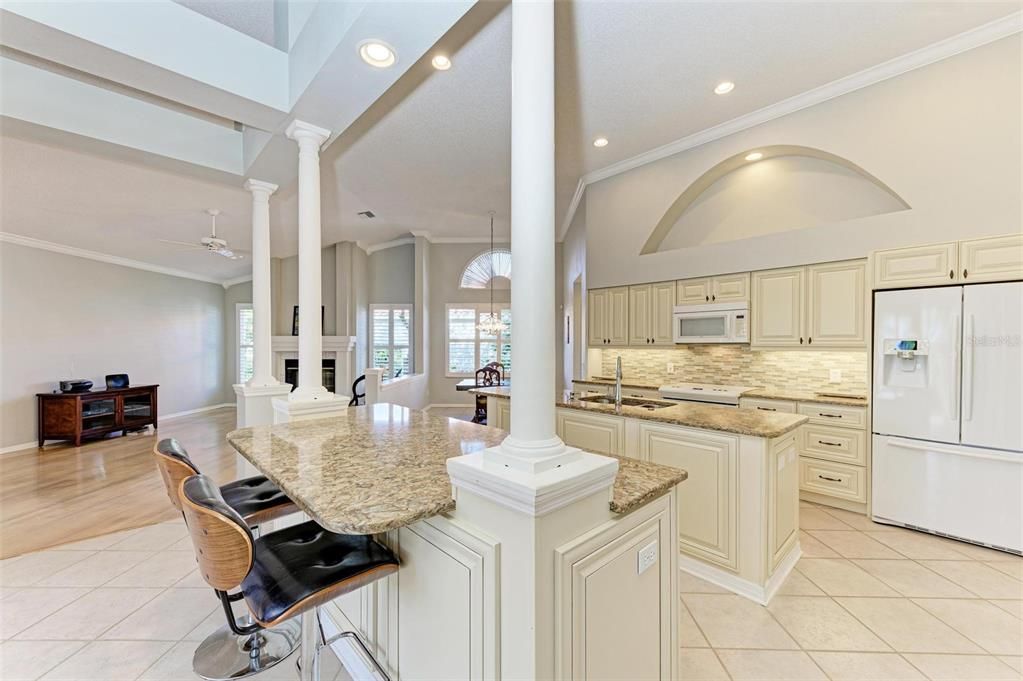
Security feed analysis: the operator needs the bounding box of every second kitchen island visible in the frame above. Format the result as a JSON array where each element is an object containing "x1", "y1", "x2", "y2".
[{"x1": 474, "y1": 386, "x2": 808, "y2": 603}]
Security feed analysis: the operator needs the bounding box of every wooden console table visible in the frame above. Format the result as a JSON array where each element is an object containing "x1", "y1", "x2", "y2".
[{"x1": 37, "y1": 384, "x2": 159, "y2": 447}]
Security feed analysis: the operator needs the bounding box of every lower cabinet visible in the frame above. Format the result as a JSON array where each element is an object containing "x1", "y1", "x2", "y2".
[
  {"x1": 638, "y1": 422, "x2": 739, "y2": 571},
  {"x1": 556, "y1": 409, "x2": 626, "y2": 456},
  {"x1": 799, "y1": 458, "x2": 867, "y2": 503}
]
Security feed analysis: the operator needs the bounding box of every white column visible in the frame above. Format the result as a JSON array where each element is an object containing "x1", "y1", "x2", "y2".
[
  {"x1": 285, "y1": 120, "x2": 331, "y2": 402},
  {"x1": 244, "y1": 178, "x2": 279, "y2": 388},
  {"x1": 497, "y1": 0, "x2": 566, "y2": 467}
]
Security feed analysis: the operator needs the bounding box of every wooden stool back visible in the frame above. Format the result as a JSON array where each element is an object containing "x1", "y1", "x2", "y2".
[
  {"x1": 152, "y1": 438, "x2": 200, "y2": 511},
  {"x1": 179, "y1": 474, "x2": 254, "y2": 592}
]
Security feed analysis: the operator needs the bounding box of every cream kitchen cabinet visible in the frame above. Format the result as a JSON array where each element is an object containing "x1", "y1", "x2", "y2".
[
  {"x1": 629, "y1": 282, "x2": 675, "y2": 346},
  {"x1": 588, "y1": 286, "x2": 629, "y2": 347},
  {"x1": 752, "y1": 260, "x2": 866, "y2": 348},
  {"x1": 676, "y1": 273, "x2": 750, "y2": 304},
  {"x1": 872, "y1": 242, "x2": 958, "y2": 289},
  {"x1": 556, "y1": 409, "x2": 626, "y2": 456},
  {"x1": 958, "y1": 234, "x2": 1023, "y2": 283}
]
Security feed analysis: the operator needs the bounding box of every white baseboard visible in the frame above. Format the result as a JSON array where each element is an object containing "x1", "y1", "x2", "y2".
[
  {"x1": 679, "y1": 543, "x2": 802, "y2": 606},
  {"x1": 1, "y1": 402, "x2": 236, "y2": 455}
]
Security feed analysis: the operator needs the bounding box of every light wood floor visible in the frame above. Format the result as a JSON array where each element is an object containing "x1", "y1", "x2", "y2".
[{"x1": 0, "y1": 407, "x2": 242, "y2": 559}]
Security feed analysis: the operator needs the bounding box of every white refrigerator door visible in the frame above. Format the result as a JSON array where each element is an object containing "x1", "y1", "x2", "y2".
[
  {"x1": 873, "y1": 436, "x2": 1023, "y2": 553},
  {"x1": 873, "y1": 287, "x2": 962, "y2": 444},
  {"x1": 961, "y1": 282, "x2": 1023, "y2": 452}
]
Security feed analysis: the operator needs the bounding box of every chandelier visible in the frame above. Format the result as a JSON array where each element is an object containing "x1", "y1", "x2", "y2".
[{"x1": 476, "y1": 211, "x2": 507, "y2": 336}]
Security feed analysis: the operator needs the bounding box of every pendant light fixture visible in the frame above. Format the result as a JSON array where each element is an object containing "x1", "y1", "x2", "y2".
[{"x1": 476, "y1": 211, "x2": 507, "y2": 337}]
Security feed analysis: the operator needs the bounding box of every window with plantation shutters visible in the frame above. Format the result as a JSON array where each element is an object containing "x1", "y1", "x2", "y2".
[
  {"x1": 237, "y1": 304, "x2": 254, "y2": 383},
  {"x1": 446, "y1": 304, "x2": 511, "y2": 377},
  {"x1": 369, "y1": 305, "x2": 412, "y2": 378}
]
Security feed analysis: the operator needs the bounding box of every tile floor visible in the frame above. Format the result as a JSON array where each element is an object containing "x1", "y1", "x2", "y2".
[
  {"x1": 0, "y1": 520, "x2": 350, "y2": 681},
  {"x1": 1, "y1": 502, "x2": 1020, "y2": 680}
]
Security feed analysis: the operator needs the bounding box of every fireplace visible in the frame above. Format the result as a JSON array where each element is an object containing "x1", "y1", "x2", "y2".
[{"x1": 284, "y1": 359, "x2": 336, "y2": 393}]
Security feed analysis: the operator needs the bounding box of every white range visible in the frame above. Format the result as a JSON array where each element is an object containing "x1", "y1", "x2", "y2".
[{"x1": 657, "y1": 382, "x2": 754, "y2": 407}]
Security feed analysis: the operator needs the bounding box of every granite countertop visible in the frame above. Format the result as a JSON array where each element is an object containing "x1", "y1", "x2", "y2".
[
  {"x1": 574, "y1": 377, "x2": 868, "y2": 407},
  {"x1": 470, "y1": 386, "x2": 807, "y2": 438},
  {"x1": 226, "y1": 403, "x2": 686, "y2": 534}
]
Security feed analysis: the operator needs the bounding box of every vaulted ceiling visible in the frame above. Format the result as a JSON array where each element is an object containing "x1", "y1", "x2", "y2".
[{"x1": 1, "y1": 1, "x2": 1018, "y2": 282}]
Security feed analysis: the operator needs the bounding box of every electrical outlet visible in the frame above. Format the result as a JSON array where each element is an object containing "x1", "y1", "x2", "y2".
[
  {"x1": 829, "y1": 369, "x2": 842, "y2": 383},
  {"x1": 666, "y1": 363, "x2": 675, "y2": 375},
  {"x1": 638, "y1": 540, "x2": 658, "y2": 575}
]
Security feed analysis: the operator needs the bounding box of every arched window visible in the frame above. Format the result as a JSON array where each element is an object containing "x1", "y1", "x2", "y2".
[{"x1": 460, "y1": 249, "x2": 511, "y2": 289}]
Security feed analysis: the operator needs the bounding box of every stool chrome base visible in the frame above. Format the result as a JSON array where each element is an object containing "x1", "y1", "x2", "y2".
[{"x1": 192, "y1": 620, "x2": 301, "y2": 681}]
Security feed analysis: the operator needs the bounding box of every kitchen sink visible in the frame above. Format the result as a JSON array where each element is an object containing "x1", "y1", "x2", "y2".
[{"x1": 577, "y1": 395, "x2": 674, "y2": 410}]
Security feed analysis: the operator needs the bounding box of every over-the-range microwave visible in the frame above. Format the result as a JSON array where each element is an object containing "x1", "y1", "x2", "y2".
[{"x1": 673, "y1": 302, "x2": 749, "y2": 344}]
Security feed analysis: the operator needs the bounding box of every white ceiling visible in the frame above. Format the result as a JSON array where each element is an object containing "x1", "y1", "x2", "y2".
[{"x1": 1, "y1": 1, "x2": 1019, "y2": 281}]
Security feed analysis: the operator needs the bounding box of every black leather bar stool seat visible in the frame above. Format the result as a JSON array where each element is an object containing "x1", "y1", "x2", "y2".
[
  {"x1": 244, "y1": 524, "x2": 397, "y2": 627},
  {"x1": 180, "y1": 474, "x2": 399, "y2": 681}
]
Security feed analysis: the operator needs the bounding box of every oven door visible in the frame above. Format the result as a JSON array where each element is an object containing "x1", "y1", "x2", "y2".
[{"x1": 674, "y1": 311, "x2": 732, "y2": 343}]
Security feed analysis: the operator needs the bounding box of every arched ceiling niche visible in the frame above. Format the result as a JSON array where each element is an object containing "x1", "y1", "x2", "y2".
[{"x1": 641, "y1": 145, "x2": 910, "y2": 255}]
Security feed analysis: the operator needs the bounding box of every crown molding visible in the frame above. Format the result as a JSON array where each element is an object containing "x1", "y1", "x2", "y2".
[
  {"x1": 0, "y1": 232, "x2": 237, "y2": 286},
  {"x1": 222, "y1": 274, "x2": 253, "y2": 288},
  {"x1": 556, "y1": 11, "x2": 1023, "y2": 240},
  {"x1": 364, "y1": 237, "x2": 415, "y2": 254}
]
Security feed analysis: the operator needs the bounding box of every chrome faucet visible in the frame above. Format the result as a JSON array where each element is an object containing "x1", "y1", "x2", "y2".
[{"x1": 614, "y1": 355, "x2": 623, "y2": 408}]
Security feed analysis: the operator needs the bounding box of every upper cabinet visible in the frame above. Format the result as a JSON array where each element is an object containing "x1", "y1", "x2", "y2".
[
  {"x1": 752, "y1": 260, "x2": 866, "y2": 349},
  {"x1": 676, "y1": 273, "x2": 750, "y2": 304},
  {"x1": 958, "y1": 234, "x2": 1023, "y2": 284},
  {"x1": 588, "y1": 286, "x2": 629, "y2": 347},
  {"x1": 872, "y1": 234, "x2": 1022, "y2": 289},
  {"x1": 629, "y1": 282, "x2": 675, "y2": 346}
]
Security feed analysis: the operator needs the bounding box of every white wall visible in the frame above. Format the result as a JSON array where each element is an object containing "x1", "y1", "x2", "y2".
[
  {"x1": 584, "y1": 36, "x2": 1022, "y2": 288},
  {"x1": 0, "y1": 242, "x2": 228, "y2": 449},
  {"x1": 561, "y1": 201, "x2": 587, "y2": 392}
]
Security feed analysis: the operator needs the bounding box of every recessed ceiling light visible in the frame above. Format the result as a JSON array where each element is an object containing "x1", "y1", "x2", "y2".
[
  {"x1": 359, "y1": 41, "x2": 396, "y2": 68},
  {"x1": 431, "y1": 54, "x2": 452, "y2": 70},
  {"x1": 745, "y1": 152, "x2": 764, "y2": 161},
  {"x1": 593, "y1": 137, "x2": 609, "y2": 148},
  {"x1": 714, "y1": 81, "x2": 735, "y2": 95}
]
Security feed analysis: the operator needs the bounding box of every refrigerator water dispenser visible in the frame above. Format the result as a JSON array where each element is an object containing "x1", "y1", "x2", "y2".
[{"x1": 881, "y1": 339, "x2": 930, "y2": 386}]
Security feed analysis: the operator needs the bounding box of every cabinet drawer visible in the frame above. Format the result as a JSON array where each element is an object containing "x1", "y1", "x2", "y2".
[
  {"x1": 800, "y1": 425, "x2": 866, "y2": 465},
  {"x1": 739, "y1": 397, "x2": 798, "y2": 414},
  {"x1": 798, "y1": 402, "x2": 866, "y2": 429},
  {"x1": 799, "y1": 458, "x2": 867, "y2": 502}
]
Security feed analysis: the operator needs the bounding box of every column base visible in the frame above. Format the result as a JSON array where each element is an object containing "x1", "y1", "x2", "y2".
[
  {"x1": 233, "y1": 383, "x2": 293, "y2": 428},
  {"x1": 272, "y1": 393, "x2": 349, "y2": 424},
  {"x1": 446, "y1": 445, "x2": 618, "y2": 517}
]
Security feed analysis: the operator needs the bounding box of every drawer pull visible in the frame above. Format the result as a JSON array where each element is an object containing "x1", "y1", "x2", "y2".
[
  {"x1": 818, "y1": 440, "x2": 843, "y2": 447},
  {"x1": 757, "y1": 406, "x2": 777, "y2": 411},
  {"x1": 818, "y1": 474, "x2": 843, "y2": 482},
  {"x1": 819, "y1": 412, "x2": 842, "y2": 418}
]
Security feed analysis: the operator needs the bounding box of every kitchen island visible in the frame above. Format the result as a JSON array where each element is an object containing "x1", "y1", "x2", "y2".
[
  {"x1": 473, "y1": 385, "x2": 808, "y2": 603},
  {"x1": 228, "y1": 402, "x2": 688, "y2": 680}
]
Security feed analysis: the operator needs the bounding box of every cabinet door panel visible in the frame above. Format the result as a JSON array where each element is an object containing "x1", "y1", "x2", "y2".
[
  {"x1": 872, "y1": 242, "x2": 957, "y2": 289},
  {"x1": 676, "y1": 278, "x2": 712, "y2": 304},
  {"x1": 752, "y1": 267, "x2": 805, "y2": 347},
  {"x1": 557, "y1": 410, "x2": 625, "y2": 455},
  {"x1": 959, "y1": 234, "x2": 1023, "y2": 284},
  {"x1": 639, "y1": 424, "x2": 738, "y2": 570},
  {"x1": 769, "y1": 436, "x2": 799, "y2": 570},
  {"x1": 651, "y1": 282, "x2": 676, "y2": 345},
  {"x1": 587, "y1": 289, "x2": 608, "y2": 346},
  {"x1": 712, "y1": 273, "x2": 750, "y2": 302},
  {"x1": 607, "y1": 287, "x2": 630, "y2": 346},
  {"x1": 806, "y1": 260, "x2": 866, "y2": 347},
  {"x1": 800, "y1": 424, "x2": 866, "y2": 465},
  {"x1": 628, "y1": 285, "x2": 652, "y2": 346}
]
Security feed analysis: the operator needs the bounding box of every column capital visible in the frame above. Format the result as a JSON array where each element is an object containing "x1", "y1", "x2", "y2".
[
  {"x1": 285, "y1": 120, "x2": 331, "y2": 148},
  {"x1": 244, "y1": 178, "x2": 278, "y2": 196}
]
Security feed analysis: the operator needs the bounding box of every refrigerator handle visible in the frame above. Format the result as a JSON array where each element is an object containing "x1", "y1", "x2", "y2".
[
  {"x1": 963, "y1": 314, "x2": 975, "y2": 422},
  {"x1": 951, "y1": 314, "x2": 961, "y2": 422},
  {"x1": 885, "y1": 437, "x2": 1022, "y2": 464}
]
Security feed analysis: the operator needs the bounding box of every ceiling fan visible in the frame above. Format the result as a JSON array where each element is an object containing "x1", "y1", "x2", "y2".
[{"x1": 159, "y1": 209, "x2": 248, "y2": 260}]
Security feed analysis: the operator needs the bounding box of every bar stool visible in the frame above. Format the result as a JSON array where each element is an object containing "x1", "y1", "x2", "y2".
[
  {"x1": 179, "y1": 474, "x2": 399, "y2": 681},
  {"x1": 152, "y1": 438, "x2": 301, "y2": 680}
]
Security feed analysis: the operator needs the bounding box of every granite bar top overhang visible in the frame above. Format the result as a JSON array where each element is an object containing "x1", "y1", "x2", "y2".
[
  {"x1": 226, "y1": 403, "x2": 686, "y2": 535},
  {"x1": 574, "y1": 378, "x2": 867, "y2": 407},
  {"x1": 471, "y1": 386, "x2": 807, "y2": 438}
]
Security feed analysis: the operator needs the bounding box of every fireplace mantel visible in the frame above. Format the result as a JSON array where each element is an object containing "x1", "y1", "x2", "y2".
[{"x1": 270, "y1": 336, "x2": 358, "y2": 391}]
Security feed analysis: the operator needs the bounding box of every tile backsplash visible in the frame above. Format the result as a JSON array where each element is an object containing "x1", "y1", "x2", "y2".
[{"x1": 599, "y1": 346, "x2": 868, "y2": 395}]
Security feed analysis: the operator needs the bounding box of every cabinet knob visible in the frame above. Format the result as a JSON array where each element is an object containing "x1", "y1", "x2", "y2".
[
  {"x1": 799, "y1": 337, "x2": 804, "y2": 344},
  {"x1": 949, "y1": 269, "x2": 954, "y2": 279},
  {"x1": 808, "y1": 337, "x2": 812, "y2": 345},
  {"x1": 963, "y1": 268, "x2": 968, "y2": 279},
  {"x1": 711, "y1": 294, "x2": 716, "y2": 301}
]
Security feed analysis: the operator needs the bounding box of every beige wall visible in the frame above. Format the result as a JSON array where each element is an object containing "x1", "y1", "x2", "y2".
[
  {"x1": 274, "y1": 244, "x2": 338, "y2": 336},
  {"x1": 368, "y1": 244, "x2": 414, "y2": 305},
  {"x1": 585, "y1": 36, "x2": 1022, "y2": 288},
  {"x1": 0, "y1": 243, "x2": 228, "y2": 449}
]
